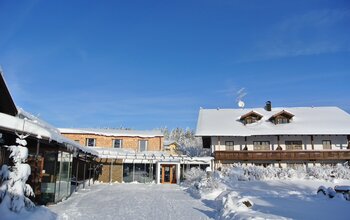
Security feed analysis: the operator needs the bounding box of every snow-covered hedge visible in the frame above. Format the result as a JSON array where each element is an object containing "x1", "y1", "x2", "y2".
[
  {"x1": 183, "y1": 164, "x2": 350, "y2": 200},
  {"x1": 182, "y1": 167, "x2": 224, "y2": 198},
  {"x1": 221, "y1": 164, "x2": 350, "y2": 181},
  {"x1": 307, "y1": 164, "x2": 350, "y2": 180}
]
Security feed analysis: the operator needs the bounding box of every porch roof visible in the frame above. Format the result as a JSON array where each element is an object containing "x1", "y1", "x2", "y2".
[
  {"x1": 86, "y1": 147, "x2": 212, "y2": 164},
  {"x1": 0, "y1": 111, "x2": 96, "y2": 156}
]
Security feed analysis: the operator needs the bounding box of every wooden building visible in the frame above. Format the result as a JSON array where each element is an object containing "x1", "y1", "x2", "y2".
[{"x1": 0, "y1": 72, "x2": 96, "y2": 205}]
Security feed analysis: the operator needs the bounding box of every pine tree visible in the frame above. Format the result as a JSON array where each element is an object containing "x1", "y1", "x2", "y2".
[{"x1": 0, "y1": 134, "x2": 35, "y2": 212}]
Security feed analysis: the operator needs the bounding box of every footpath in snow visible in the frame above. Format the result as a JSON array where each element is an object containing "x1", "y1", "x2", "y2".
[{"x1": 49, "y1": 183, "x2": 215, "y2": 220}]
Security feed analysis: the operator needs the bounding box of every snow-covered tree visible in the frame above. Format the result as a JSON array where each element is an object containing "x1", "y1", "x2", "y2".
[
  {"x1": 163, "y1": 127, "x2": 210, "y2": 157},
  {"x1": 0, "y1": 134, "x2": 35, "y2": 213}
]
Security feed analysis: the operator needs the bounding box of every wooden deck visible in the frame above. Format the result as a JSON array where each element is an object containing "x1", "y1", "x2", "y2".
[{"x1": 214, "y1": 150, "x2": 350, "y2": 162}]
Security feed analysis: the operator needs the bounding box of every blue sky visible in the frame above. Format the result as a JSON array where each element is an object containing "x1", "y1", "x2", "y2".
[{"x1": 0, "y1": 0, "x2": 349, "y2": 130}]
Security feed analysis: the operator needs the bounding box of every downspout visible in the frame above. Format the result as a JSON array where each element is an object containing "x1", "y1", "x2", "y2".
[
  {"x1": 88, "y1": 158, "x2": 92, "y2": 187},
  {"x1": 217, "y1": 136, "x2": 221, "y2": 169}
]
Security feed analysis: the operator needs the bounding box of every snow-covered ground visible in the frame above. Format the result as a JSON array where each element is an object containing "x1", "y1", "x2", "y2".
[
  {"x1": 46, "y1": 179, "x2": 350, "y2": 220},
  {"x1": 183, "y1": 165, "x2": 350, "y2": 220},
  {"x1": 3, "y1": 165, "x2": 350, "y2": 220},
  {"x1": 49, "y1": 183, "x2": 215, "y2": 220},
  {"x1": 211, "y1": 179, "x2": 350, "y2": 220}
]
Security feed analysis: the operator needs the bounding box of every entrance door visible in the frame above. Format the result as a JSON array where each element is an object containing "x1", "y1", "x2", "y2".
[{"x1": 161, "y1": 165, "x2": 176, "y2": 184}]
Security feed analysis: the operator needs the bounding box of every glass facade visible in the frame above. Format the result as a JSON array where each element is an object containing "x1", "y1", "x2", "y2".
[
  {"x1": 123, "y1": 163, "x2": 155, "y2": 183},
  {"x1": 40, "y1": 151, "x2": 57, "y2": 204},
  {"x1": 39, "y1": 150, "x2": 73, "y2": 204},
  {"x1": 55, "y1": 152, "x2": 73, "y2": 203}
]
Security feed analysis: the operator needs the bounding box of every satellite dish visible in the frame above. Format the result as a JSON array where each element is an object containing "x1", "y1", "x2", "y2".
[
  {"x1": 236, "y1": 87, "x2": 247, "y2": 109},
  {"x1": 238, "y1": 100, "x2": 245, "y2": 108}
]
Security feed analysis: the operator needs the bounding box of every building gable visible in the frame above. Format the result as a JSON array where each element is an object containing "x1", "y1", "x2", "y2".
[
  {"x1": 239, "y1": 111, "x2": 263, "y2": 125},
  {"x1": 0, "y1": 72, "x2": 17, "y2": 116},
  {"x1": 269, "y1": 110, "x2": 295, "y2": 124}
]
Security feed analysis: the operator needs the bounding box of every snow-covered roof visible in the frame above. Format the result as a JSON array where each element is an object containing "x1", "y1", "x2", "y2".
[
  {"x1": 164, "y1": 140, "x2": 179, "y2": 146},
  {"x1": 59, "y1": 128, "x2": 163, "y2": 138},
  {"x1": 196, "y1": 106, "x2": 350, "y2": 136},
  {"x1": 86, "y1": 147, "x2": 213, "y2": 164},
  {"x1": 0, "y1": 111, "x2": 96, "y2": 155}
]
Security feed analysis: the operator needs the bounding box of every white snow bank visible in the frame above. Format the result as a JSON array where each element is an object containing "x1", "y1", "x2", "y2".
[
  {"x1": 183, "y1": 164, "x2": 350, "y2": 220},
  {"x1": 0, "y1": 204, "x2": 57, "y2": 220}
]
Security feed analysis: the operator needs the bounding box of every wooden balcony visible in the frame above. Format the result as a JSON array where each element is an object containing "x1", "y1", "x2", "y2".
[{"x1": 214, "y1": 150, "x2": 350, "y2": 162}]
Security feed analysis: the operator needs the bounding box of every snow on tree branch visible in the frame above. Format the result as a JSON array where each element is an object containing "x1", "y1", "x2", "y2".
[
  {"x1": 0, "y1": 134, "x2": 35, "y2": 213},
  {"x1": 161, "y1": 127, "x2": 210, "y2": 157}
]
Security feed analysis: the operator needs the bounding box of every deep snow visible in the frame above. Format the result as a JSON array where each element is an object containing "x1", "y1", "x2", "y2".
[{"x1": 183, "y1": 166, "x2": 350, "y2": 220}]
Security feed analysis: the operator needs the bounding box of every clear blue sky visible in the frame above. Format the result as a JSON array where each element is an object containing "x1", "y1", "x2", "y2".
[{"x1": 0, "y1": 0, "x2": 349, "y2": 129}]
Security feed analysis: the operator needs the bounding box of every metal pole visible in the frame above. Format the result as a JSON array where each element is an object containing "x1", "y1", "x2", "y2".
[
  {"x1": 83, "y1": 153, "x2": 87, "y2": 189},
  {"x1": 34, "y1": 139, "x2": 40, "y2": 198},
  {"x1": 75, "y1": 156, "x2": 79, "y2": 192},
  {"x1": 88, "y1": 160, "x2": 92, "y2": 186},
  {"x1": 93, "y1": 163, "x2": 96, "y2": 184},
  {"x1": 110, "y1": 159, "x2": 113, "y2": 184}
]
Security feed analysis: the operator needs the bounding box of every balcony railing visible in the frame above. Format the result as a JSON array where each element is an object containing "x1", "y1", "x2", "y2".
[{"x1": 214, "y1": 150, "x2": 350, "y2": 162}]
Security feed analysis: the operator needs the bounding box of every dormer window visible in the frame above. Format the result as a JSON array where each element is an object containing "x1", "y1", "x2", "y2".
[
  {"x1": 269, "y1": 110, "x2": 294, "y2": 124},
  {"x1": 240, "y1": 111, "x2": 263, "y2": 125}
]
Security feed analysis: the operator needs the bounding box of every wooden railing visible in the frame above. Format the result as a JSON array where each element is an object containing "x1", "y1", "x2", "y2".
[{"x1": 214, "y1": 150, "x2": 350, "y2": 162}]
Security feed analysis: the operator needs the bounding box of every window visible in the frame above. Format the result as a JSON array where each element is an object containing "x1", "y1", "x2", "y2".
[
  {"x1": 253, "y1": 141, "x2": 270, "y2": 150},
  {"x1": 113, "y1": 139, "x2": 122, "y2": 148},
  {"x1": 85, "y1": 138, "x2": 96, "y2": 147},
  {"x1": 202, "y1": 137, "x2": 211, "y2": 149},
  {"x1": 225, "y1": 141, "x2": 234, "y2": 151},
  {"x1": 139, "y1": 140, "x2": 148, "y2": 151},
  {"x1": 285, "y1": 141, "x2": 302, "y2": 150},
  {"x1": 276, "y1": 117, "x2": 289, "y2": 124},
  {"x1": 322, "y1": 140, "x2": 332, "y2": 150},
  {"x1": 245, "y1": 117, "x2": 258, "y2": 124}
]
